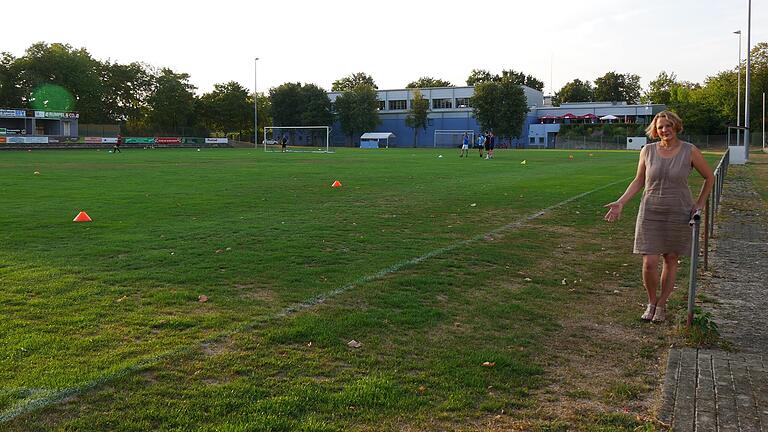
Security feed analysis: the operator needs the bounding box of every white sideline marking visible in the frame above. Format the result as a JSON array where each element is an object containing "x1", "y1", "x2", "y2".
[{"x1": 0, "y1": 177, "x2": 630, "y2": 423}]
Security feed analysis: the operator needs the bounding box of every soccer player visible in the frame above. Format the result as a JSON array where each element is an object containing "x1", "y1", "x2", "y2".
[
  {"x1": 281, "y1": 135, "x2": 288, "y2": 152},
  {"x1": 113, "y1": 134, "x2": 122, "y2": 153},
  {"x1": 460, "y1": 132, "x2": 469, "y2": 157},
  {"x1": 477, "y1": 133, "x2": 486, "y2": 158}
]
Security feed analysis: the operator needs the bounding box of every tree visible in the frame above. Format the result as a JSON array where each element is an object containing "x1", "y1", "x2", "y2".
[
  {"x1": 198, "y1": 81, "x2": 252, "y2": 139},
  {"x1": 16, "y1": 42, "x2": 107, "y2": 122},
  {"x1": 147, "y1": 68, "x2": 197, "y2": 135},
  {"x1": 269, "y1": 82, "x2": 332, "y2": 127},
  {"x1": 269, "y1": 82, "x2": 304, "y2": 126},
  {"x1": 553, "y1": 79, "x2": 594, "y2": 106},
  {"x1": 0, "y1": 52, "x2": 23, "y2": 108},
  {"x1": 593, "y1": 71, "x2": 641, "y2": 104},
  {"x1": 644, "y1": 71, "x2": 678, "y2": 105},
  {"x1": 102, "y1": 61, "x2": 156, "y2": 124},
  {"x1": 466, "y1": 69, "x2": 500, "y2": 86},
  {"x1": 332, "y1": 72, "x2": 377, "y2": 92},
  {"x1": 334, "y1": 84, "x2": 379, "y2": 146},
  {"x1": 471, "y1": 78, "x2": 528, "y2": 140},
  {"x1": 406, "y1": 77, "x2": 453, "y2": 88},
  {"x1": 299, "y1": 84, "x2": 333, "y2": 127},
  {"x1": 501, "y1": 69, "x2": 544, "y2": 91},
  {"x1": 405, "y1": 89, "x2": 429, "y2": 146}
]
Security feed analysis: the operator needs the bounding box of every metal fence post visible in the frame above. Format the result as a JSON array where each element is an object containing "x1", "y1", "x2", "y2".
[
  {"x1": 704, "y1": 197, "x2": 710, "y2": 270},
  {"x1": 687, "y1": 210, "x2": 702, "y2": 326}
]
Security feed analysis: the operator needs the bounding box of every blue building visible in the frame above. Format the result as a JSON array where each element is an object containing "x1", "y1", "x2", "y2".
[{"x1": 328, "y1": 86, "x2": 543, "y2": 148}]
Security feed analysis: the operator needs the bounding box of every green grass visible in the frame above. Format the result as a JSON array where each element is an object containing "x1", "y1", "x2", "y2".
[{"x1": 0, "y1": 148, "x2": 720, "y2": 430}]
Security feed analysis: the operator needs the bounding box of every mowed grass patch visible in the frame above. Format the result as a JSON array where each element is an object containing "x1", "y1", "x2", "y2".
[{"x1": 1, "y1": 148, "x2": 719, "y2": 429}]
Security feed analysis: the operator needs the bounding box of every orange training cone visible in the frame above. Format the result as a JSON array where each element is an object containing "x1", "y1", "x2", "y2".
[
  {"x1": 73, "y1": 211, "x2": 92, "y2": 222},
  {"x1": 331, "y1": 180, "x2": 342, "y2": 188}
]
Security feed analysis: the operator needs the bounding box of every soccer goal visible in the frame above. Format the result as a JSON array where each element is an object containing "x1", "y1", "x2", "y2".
[
  {"x1": 263, "y1": 126, "x2": 332, "y2": 153},
  {"x1": 434, "y1": 130, "x2": 475, "y2": 148}
]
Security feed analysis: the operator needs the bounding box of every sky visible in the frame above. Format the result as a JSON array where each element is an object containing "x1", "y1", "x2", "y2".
[{"x1": 4, "y1": 0, "x2": 766, "y2": 96}]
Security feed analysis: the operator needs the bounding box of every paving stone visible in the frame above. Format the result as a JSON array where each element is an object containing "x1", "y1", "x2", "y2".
[{"x1": 659, "y1": 169, "x2": 768, "y2": 431}]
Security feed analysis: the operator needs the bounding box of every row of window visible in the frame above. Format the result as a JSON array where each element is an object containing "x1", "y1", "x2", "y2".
[{"x1": 375, "y1": 98, "x2": 472, "y2": 111}]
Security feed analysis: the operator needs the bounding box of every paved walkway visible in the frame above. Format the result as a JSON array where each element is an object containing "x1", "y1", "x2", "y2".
[{"x1": 659, "y1": 167, "x2": 768, "y2": 431}]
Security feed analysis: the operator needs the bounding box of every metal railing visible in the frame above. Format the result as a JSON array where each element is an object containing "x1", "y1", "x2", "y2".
[{"x1": 687, "y1": 148, "x2": 730, "y2": 326}]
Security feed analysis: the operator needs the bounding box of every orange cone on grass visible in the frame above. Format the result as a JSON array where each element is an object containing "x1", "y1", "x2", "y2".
[
  {"x1": 73, "y1": 211, "x2": 92, "y2": 222},
  {"x1": 331, "y1": 180, "x2": 342, "y2": 188}
]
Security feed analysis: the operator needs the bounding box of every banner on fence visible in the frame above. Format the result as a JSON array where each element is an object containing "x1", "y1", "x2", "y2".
[
  {"x1": 125, "y1": 137, "x2": 156, "y2": 144},
  {"x1": 102, "y1": 137, "x2": 117, "y2": 144},
  {"x1": 0, "y1": 109, "x2": 26, "y2": 118},
  {"x1": 0, "y1": 137, "x2": 6, "y2": 144},
  {"x1": 205, "y1": 138, "x2": 228, "y2": 144},
  {"x1": 84, "y1": 137, "x2": 103, "y2": 144},
  {"x1": 34, "y1": 111, "x2": 79, "y2": 119},
  {"x1": 156, "y1": 137, "x2": 182, "y2": 144},
  {"x1": 183, "y1": 137, "x2": 206, "y2": 144},
  {"x1": 7, "y1": 137, "x2": 49, "y2": 144}
]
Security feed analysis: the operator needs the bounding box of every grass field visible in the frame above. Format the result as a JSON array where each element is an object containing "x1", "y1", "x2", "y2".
[{"x1": 0, "y1": 147, "x2": 720, "y2": 431}]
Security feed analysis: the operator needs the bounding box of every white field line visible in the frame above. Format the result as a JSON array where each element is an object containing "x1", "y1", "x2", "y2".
[{"x1": 0, "y1": 177, "x2": 630, "y2": 423}]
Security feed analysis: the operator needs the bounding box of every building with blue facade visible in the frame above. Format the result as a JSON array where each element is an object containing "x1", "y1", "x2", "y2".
[
  {"x1": 328, "y1": 86, "x2": 542, "y2": 148},
  {"x1": 327, "y1": 87, "x2": 664, "y2": 149}
]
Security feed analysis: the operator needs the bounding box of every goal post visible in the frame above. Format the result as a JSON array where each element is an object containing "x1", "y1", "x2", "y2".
[
  {"x1": 434, "y1": 130, "x2": 475, "y2": 148},
  {"x1": 263, "y1": 126, "x2": 332, "y2": 153}
]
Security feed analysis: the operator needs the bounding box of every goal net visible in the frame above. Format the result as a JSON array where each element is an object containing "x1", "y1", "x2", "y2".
[
  {"x1": 263, "y1": 126, "x2": 332, "y2": 153},
  {"x1": 434, "y1": 130, "x2": 475, "y2": 148}
]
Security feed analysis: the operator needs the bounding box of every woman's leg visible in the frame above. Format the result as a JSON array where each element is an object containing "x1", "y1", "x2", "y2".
[
  {"x1": 642, "y1": 254, "x2": 660, "y2": 305},
  {"x1": 656, "y1": 253, "x2": 679, "y2": 307}
]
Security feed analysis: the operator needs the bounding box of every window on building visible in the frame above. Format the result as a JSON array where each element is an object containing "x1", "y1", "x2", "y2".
[
  {"x1": 330, "y1": 102, "x2": 336, "y2": 113},
  {"x1": 378, "y1": 100, "x2": 385, "y2": 111},
  {"x1": 389, "y1": 100, "x2": 407, "y2": 110},
  {"x1": 455, "y1": 98, "x2": 470, "y2": 108},
  {"x1": 539, "y1": 137, "x2": 545, "y2": 144},
  {"x1": 530, "y1": 137, "x2": 536, "y2": 144},
  {"x1": 432, "y1": 98, "x2": 453, "y2": 109}
]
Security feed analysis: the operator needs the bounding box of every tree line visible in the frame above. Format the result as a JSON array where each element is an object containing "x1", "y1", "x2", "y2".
[
  {"x1": 554, "y1": 43, "x2": 768, "y2": 135},
  {"x1": 1, "y1": 42, "x2": 766, "y2": 142}
]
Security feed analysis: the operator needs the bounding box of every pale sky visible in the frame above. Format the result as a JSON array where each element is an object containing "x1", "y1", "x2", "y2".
[{"x1": 4, "y1": 0, "x2": 766, "y2": 96}]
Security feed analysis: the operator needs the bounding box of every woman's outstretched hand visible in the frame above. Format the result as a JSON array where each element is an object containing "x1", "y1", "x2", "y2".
[{"x1": 604, "y1": 201, "x2": 623, "y2": 222}]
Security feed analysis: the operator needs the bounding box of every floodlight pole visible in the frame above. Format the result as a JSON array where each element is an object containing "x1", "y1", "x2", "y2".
[
  {"x1": 744, "y1": 0, "x2": 752, "y2": 160},
  {"x1": 254, "y1": 57, "x2": 259, "y2": 149},
  {"x1": 734, "y1": 30, "x2": 742, "y2": 146},
  {"x1": 762, "y1": 92, "x2": 765, "y2": 150}
]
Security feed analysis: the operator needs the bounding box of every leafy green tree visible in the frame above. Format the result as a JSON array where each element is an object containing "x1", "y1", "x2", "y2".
[
  {"x1": 466, "y1": 69, "x2": 500, "y2": 86},
  {"x1": 594, "y1": 71, "x2": 641, "y2": 104},
  {"x1": 269, "y1": 82, "x2": 304, "y2": 126},
  {"x1": 471, "y1": 78, "x2": 528, "y2": 140},
  {"x1": 335, "y1": 84, "x2": 379, "y2": 146},
  {"x1": 198, "y1": 81, "x2": 252, "y2": 139},
  {"x1": 253, "y1": 92, "x2": 272, "y2": 142},
  {"x1": 332, "y1": 72, "x2": 377, "y2": 92},
  {"x1": 299, "y1": 84, "x2": 333, "y2": 126},
  {"x1": 501, "y1": 69, "x2": 544, "y2": 91},
  {"x1": 405, "y1": 90, "x2": 429, "y2": 146},
  {"x1": 16, "y1": 42, "x2": 107, "y2": 121},
  {"x1": 0, "y1": 52, "x2": 23, "y2": 107},
  {"x1": 406, "y1": 77, "x2": 453, "y2": 88},
  {"x1": 147, "y1": 68, "x2": 197, "y2": 135},
  {"x1": 102, "y1": 61, "x2": 156, "y2": 124},
  {"x1": 269, "y1": 82, "x2": 332, "y2": 126},
  {"x1": 644, "y1": 71, "x2": 677, "y2": 105},
  {"x1": 553, "y1": 79, "x2": 594, "y2": 106}
]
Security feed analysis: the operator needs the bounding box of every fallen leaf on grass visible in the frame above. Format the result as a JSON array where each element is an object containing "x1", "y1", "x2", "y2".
[
  {"x1": 198, "y1": 295, "x2": 209, "y2": 303},
  {"x1": 347, "y1": 340, "x2": 362, "y2": 348},
  {"x1": 482, "y1": 361, "x2": 496, "y2": 367},
  {"x1": 116, "y1": 296, "x2": 128, "y2": 302}
]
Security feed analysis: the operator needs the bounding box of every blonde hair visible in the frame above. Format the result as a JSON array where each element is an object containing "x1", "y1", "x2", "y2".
[{"x1": 645, "y1": 110, "x2": 683, "y2": 139}]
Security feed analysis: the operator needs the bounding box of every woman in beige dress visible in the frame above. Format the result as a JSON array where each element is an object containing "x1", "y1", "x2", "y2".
[{"x1": 604, "y1": 111, "x2": 714, "y2": 322}]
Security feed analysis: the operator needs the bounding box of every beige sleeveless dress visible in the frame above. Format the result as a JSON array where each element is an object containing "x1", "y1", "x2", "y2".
[{"x1": 633, "y1": 142, "x2": 696, "y2": 256}]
